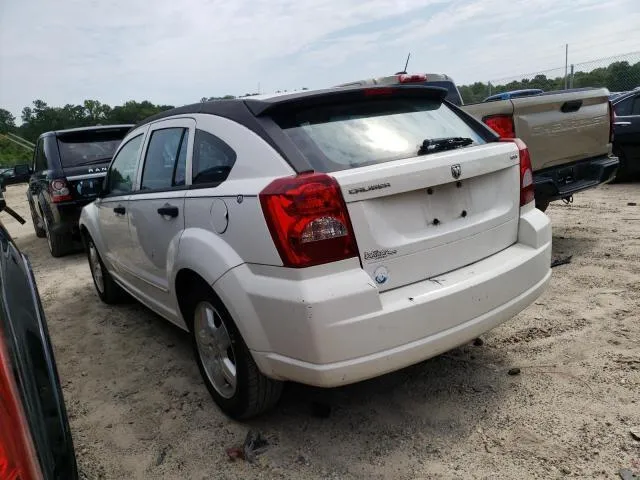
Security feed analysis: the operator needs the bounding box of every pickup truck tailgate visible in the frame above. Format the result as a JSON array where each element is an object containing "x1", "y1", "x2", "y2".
[{"x1": 464, "y1": 88, "x2": 611, "y2": 171}]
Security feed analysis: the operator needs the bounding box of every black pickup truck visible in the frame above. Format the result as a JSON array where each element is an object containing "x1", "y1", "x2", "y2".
[{"x1": 0, "y1": 180, "x2": 78, "y2": 480}]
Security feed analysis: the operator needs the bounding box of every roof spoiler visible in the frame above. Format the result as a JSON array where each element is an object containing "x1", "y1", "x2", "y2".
[{"x1": 244, "y1": 85, "x2": 449, "y2": 116}]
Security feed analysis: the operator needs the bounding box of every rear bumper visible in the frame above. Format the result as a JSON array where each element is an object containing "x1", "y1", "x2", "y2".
[
  {"x1": 534, "y1": 155, "x2": 619, "y2": 202},
  {"x1": 217, "y1": 206, "x2": 552, "y2": 388},
  {"x1": 48, "y1": 201, "x2": 91, "y2": 238}
]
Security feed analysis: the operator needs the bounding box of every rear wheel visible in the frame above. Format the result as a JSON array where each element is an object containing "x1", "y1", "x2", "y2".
[
  {"x1": 87, "y1": 237, "x2": 127, "y2": 304},
  {"x1": 612, "y1": 151, "x2": 629, "y2": 183},
  {"x1": 30, "y1": 203, "x2": 46, "y2": 238},
  {"x1": 187, "y1": 285, "x2": 282, "y2": 419},
  {"x1": 43, "y1": 213, "x2": 69, "y2": 257}
]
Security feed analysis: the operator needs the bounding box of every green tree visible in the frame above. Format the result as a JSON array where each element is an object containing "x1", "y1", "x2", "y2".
[{"x1": 0, "y1": 109, "x2": 16, "y2": 133}]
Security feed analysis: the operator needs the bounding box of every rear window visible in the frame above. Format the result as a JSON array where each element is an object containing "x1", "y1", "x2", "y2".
[
  {"x1": 274, "y1": 98, "x2": 485, "y2": 172},
  {"x1": 56, "y1": 129, "x2": 129, "y2": 168}
]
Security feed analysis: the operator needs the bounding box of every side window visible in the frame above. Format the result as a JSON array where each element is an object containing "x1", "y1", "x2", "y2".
[
  {"x1": 140, "y1": 128, "x2": 188, "y2": 191},
  {"x1": 192, "y1": 129, "x2": 236, "y2": 185},
  {"x1": 614, "y1": 97, "x2": 633, "y2": 116},
  {"x1": 108, "y1": 135, "x2": 143, "y2": 195},
  {"x1": 632, "y1": 96, "x2": 640, "y2": 116},
  {"x1": 34, "y1": 139, "x2": 46, "y2": 171}
]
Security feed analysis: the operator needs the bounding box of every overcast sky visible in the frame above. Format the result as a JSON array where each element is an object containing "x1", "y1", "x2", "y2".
[{"x1": 1, "y1": 0, "x2": 639, "y2": 119}]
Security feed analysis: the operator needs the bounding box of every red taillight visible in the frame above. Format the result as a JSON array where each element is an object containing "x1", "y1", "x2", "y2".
[
  {"x1": 484, "y1": 114, "x2": 515, "y2": 139},
  {"x1": 0, "y1": 336, "x2": 41, "y2": 480},
  {"x1": 608, "y1": 100, "x2": 615, "y2": 143},
  {"x1": 49, "y1": 179, "x2": 73, "y2": 203},
  {"x1": 500, "y1": 138, "x2": 534, "y2": 206},
  {"x1": 259, "y1": 173, "x2": 359, "y2": 268},
  {"x1": 363, "y1": 87, "x2": 394, "y2": 97},
  {"x1": 397, "y1": 73, "x2": 427, "y2": 83}
]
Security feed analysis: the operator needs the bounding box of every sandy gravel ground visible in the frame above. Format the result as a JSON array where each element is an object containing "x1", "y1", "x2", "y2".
[{"x1": 3, "y1": 183, "x2": 639, "y2": 480}]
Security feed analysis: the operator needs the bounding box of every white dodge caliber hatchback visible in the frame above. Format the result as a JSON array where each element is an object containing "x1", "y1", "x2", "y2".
[{"x1": 80, "y1": 86, "x2": 551, "y2": 419}]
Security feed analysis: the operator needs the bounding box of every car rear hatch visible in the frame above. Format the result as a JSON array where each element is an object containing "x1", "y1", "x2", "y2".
[
  {"x1": 56, "y1": 126, "x2": 131, "y2": 201},
  {"x1": 257, "y1": 87, "x2": 521, "y2": 291}
]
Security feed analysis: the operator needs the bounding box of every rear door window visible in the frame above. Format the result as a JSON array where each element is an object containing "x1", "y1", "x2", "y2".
[
  {"x1": 34, "y1": 139, "x2": 47, "y2": 171},
  {"x1": 632, "y1": 95, "x2": 640, "y2": 116},
  {"x1": 614, "y1": 96, "x2": 633, "y2": 116},
  {"x1": 191, "y1": 130, "x2": 236, "y2": 185},
  {"x1": 56, "y1": 129, "x2": 129, "y2": 168},
  {"x1": 140, "y1": 128, "x2": 189, "y2": 191},
  {"x1": 273, "y1": 97, "x2": 485, "y2": 172}
]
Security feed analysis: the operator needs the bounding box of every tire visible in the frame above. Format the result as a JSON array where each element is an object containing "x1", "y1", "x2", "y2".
[
  {"x1": 86, "y1": 236, "x2": 127, "y2": 304},
  {"x1": 612, "y1": 151, "x2": 629, "y2": 183},
  {"x1": 30, "y1": 203, "x2": 46, "y2": 238},
  {"x1": 536, "y1": 199, "x2": 550, "y2": 212},
  {"x1": 187, "y1": 285, "x2": 283, "y2": 419},
  {"x1": 43, "y1": 213, "x2": 69, "y2": 258}
]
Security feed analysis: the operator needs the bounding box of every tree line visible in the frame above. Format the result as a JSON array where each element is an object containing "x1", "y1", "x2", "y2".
[
  {"x1": 1, "y1": 59, "x2": 638, "y2": 166},
  {"x1": 458, "y1": 60, "x2": 640, "y2": 104}
]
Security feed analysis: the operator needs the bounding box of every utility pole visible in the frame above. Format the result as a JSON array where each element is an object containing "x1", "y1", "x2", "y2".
[{"x1": 564, "y1": 43, "x2": 569, "y2": 90}]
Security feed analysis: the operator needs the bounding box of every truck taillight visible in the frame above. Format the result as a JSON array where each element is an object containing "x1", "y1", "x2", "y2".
[
  {"x1": 501, "y1": 138, "x2": 534, "y2": 206},
  {"x1": 608, "y1": 100, "x2": 615, "y2": 143},
  {"x1": 0, "y1": 335, "x2": 41, "y2": 480},
  {"x1": 259, "y1": 173, "x2": 359, "y2": 268},
  {"x1": 484, "y1": 114, "x2": 515, "y2": 138},
  {"x1": 50, "y1": 179, "x2": 73, "y2": 203}
]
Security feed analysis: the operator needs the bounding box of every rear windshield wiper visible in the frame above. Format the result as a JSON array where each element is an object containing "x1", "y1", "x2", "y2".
[
  {"x1": 74, "y1": 157, "x2": 113, "y2": 166},
  {"x1": 418, "y1": 137, "x2": 473, "y2": 156}
]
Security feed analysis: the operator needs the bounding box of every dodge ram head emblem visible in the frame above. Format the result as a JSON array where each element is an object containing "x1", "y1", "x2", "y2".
[{"x1": 451, "y1": 164, "x2": 462, "y2": 179}]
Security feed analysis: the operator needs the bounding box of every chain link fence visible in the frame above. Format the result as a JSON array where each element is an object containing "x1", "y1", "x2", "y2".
[{"x1": 458, "y1": 51, "x2": 640, "y2": 104}]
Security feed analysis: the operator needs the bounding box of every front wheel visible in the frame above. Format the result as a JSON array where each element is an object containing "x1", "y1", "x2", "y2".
[
  {"x1": 189, "y1": 288, "x2": 282, "y2": 419},
  {"x1": 86, "y1": 237, "x2": 127, "y2": 304}
]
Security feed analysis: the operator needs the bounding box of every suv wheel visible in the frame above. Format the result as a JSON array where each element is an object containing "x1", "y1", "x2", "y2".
[
  {"x1": 87, "y1": 237, "x2": 127, "y2": 304},
  {"x1": 189, "y1": 287, "x2": 282, "y2": 419},
  {"x1": 43, "y1": 213, "x2": 67, "y2": 257},
  {"x1": 30, "y1": 204, "x2": 46, "y2": 238}
]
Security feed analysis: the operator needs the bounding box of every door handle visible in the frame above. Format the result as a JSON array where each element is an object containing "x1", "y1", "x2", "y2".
[
  {"x1": 615, "y1": 121, "x2": 631, "y2": 126},
  {"x1": 157, "y1": 204, "x2": 179, "y2": 218},
  {"x1": 113, "y1": 205, "x2": 126, "y2": 215}
]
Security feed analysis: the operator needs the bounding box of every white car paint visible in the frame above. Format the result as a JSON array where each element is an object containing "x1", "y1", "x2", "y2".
[{"x1": 80, "y1": 96, "x2": 551, "y2": 390}]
